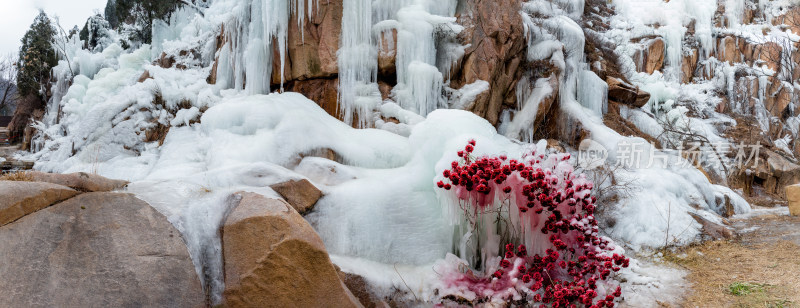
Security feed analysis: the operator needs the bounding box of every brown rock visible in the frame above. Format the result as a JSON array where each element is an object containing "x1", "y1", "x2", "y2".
[
  {"x1": 26, "y1": 171, "x2": 129, "y2": 192},
  {"x1": 635, "y1": 89, "x2": 651, "y2": 108},
  {"x1": 743, "y1": 7, "x2": 756, "y2": 24},
  {"x1": 269, "y1": 179, "x2": 323, "y2": 215},
  {"x1": 0, "y1": 192, "x2": 204, "y2": 307},
  {"x1": 607, "y1": 77, "x2": 637, "y2": 105},
  {"x1": 777, "y1": 7, "x2": 800, "y2": 37},
  {"x1": 138, "y1": 70, "x2": 152, "y2": 83},
  {"x1": 639, "y1": 38, "x2": 665, "y2": 74},
  {"x1": 688, "y1": 212, "x2": 735, "y2": 240},
  {"x1": 285, "y1": 78, "x2": 341, "y2": 120},
  {"x1": 546, "y1": 139, "x2": 566, "y2": 153},
  {"x1": 221, "y1": 192, "x2": 360, "y2": 307},
  {"x1": 273, "y1": 0, "x2": 343, "y2": 84},
  {"x1": 756, "y1": 42, "x2": 781, "y2": 72},
  {"x1": 0, "y1": 181, "x2": 79, "y2": 227},
  {"x1": 157, "y1": 52, "x2": 176, "y2": 69},
  {"x1": 342, "y1": 273, "x2": 388, "y2": 308},
  {"x1": 451, "y1": 0, "x2": 526, "y2": 125},
  {"x1": 764, "y1": 78, "x2": 792, "y2": 118},
  {"x1": 8, "y1": 95, "x2": 45, "y2": 147},
  {"x1": 535, "y1": 76, "x2": 560, "y2": 125},
  {"x1": 792, "y1": 50, "x2": 800, "y2": 82},
  {"x1": 787, "y1": 184, "x2": 800, "y2": 216},
  {"x1": 681, "y1": 48, "x2": 698, "y2": 83},
  {"x1": 765, "y1": 150, "x2": 800, "y2": 194},
  {"x1": 607, "y1": 77, "x2": 648, "y2": 108},
  {"x1": 378, "y1": 29, "x2": 398, "y2": 76},
  {"x1": 378, "y1": 81, "x2": 393, "y2": 101},
  {"x1": 717, "y1": 36, "x2": 740, "y2": 64}
]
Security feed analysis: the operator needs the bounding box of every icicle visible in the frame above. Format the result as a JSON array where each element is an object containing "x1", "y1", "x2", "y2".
[
  {"x1": 338, "y1": 0, "x2": 380, "y2": 127},
  {"x1": 215, "y1": 0, "x2": 316, "y2": 94},
  {"x1": 505, "y1": 77, "x2": 556, "y2": 143},
  {"x1": 577, "y1": 68, "x2": 608, "y2": 117},
  {"x1": 659, "y1": 24, "x2": 686, "y2": 82},
  {"x1": 392, "y1": 3, "x2": 458, "y2": 116},
  {"x1": 725, "y1": 0, "x2": 746, "y2": 28}
]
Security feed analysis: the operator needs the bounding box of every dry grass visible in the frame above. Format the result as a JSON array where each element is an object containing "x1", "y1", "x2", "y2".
[
  {"x1": 0, "y1": 171, "x2": 33, "y2": 182},
  {"x1": 665, "y1": 240, "x2": 800, "y2": 307}
]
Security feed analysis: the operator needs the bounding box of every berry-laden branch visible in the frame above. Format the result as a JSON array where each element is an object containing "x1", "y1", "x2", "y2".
[{"x1": 436, "y1": 140, "x2": 629, "y2": 307}]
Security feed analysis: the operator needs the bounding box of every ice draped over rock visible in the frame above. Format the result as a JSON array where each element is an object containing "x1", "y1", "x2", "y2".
[
  {"x1": 21, "y1": 0, "x2": 774, "y2": 305},
  {"x1": 215, "y1": 0, "x2": 309, "y2": 93}
]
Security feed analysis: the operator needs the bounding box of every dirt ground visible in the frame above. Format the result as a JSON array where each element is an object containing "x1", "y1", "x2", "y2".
[{"x1": 665, "y1": 207, "x2": 800, "y2": 308}]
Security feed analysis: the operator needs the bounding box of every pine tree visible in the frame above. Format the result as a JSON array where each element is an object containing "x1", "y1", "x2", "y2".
[
  {"x1": 16, "y1": 11, "x2": 57, "y2": 99},
  {"x1": 105, "y1": 0, "x2": 119, "y2": 29},
  {"x1": 111, "y1": 0, "x2": 182, "y2": 44}
]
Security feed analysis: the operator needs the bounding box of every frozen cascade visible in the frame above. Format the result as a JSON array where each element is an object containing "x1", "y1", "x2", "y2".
[
  {"x1": 521, "y1": 1, "x2": 584, "y2": 109},
  {"x1": 22, "y1": 0, "x2": 763, "y2": 304},
  {"x1": 336, "y1": 0, "x2": 462, "y2": 124},
  {"x1": 389, "y1": 3, "x2": 458, "y2": 117},
  {"x1": 215, "y1": 0, "x2": 315, "y2": 94},
  {"x1": 504, "y1": 77, "x2": 556, "y2": 142},
  {"x1": 611, "y1": 0, "x2": 717, "y2": 80},
  {"x1": 577, "y1": 68, "x2": 608, "y2": 117},
  {"x1": 660, "y1": 24, "x2": 686, "y2": 81},
  {"x1": 338, "y1": 0, "x2": 380, "y2": 127},
  {"x1": 520, "y1": 0, "x2": 750, "y2": 251},
  {"x1": 725, "y1": 0, "x2": 746, "y2": 28}
]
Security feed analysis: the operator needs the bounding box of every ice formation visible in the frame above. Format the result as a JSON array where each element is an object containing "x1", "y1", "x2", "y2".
[{"x1": 22, "y1": 0, "x2": 768, "y2": 305}]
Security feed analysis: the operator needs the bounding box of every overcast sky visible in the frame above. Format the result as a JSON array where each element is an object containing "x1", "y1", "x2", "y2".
[{"x1": 0, "y1": 0, "x2": 107, "y2": 57}]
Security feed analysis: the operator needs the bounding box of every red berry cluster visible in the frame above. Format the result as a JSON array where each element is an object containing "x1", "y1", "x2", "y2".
[{"x1": 437, "y1": 140, "x2": 629, "y2": 307}]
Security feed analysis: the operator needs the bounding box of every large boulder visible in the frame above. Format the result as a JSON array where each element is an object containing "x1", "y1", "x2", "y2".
[
  {"x1": 0, "y1": 192, "x2": 205, "y2": 307},
  {"x1": 26, "y1": 171, "x2": 129, "y2": 192},
  {"x1": 764, "y1": 150, "x2": 800, "y2": 195},
  {"x1": 0, "y1": 181, "x2": 79, "y2": 227},
  {"x1": 222, "y1": 192, "x2": 360, "y2": 307},
  {"x1": 270, "y1": 179, "x2": 324, "y2": 215}
]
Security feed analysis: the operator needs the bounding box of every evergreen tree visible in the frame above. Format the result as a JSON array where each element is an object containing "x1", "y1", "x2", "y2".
[
  {"x1": 16, "y1": 11, "x2": 57, "y2": 99},
  {"x1": 105, "y1": 0, "x2": 119, "y2": 29},
  {"x1": 112, "y1": 0, "x2": 182, "y2": 44}
]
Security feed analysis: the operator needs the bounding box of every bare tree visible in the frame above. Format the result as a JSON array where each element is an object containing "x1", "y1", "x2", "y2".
[{"x1": 0, "y1": 54, "x2": 17, "y2": 116}]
